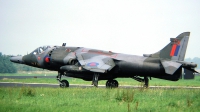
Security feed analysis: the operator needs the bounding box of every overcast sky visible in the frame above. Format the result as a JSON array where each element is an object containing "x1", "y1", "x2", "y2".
[{"x1": 0, "y1": 0, "x2": 200, "y2": 58}]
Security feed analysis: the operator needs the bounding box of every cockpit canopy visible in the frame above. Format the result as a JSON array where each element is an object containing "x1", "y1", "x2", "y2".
[{"x1": 31, "y1": 46, "x2": 52, "y2": 55}]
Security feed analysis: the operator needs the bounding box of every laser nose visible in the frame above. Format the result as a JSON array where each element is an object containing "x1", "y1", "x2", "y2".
[{"x1": 10, "y1": 56, "x2": 24, "y2": 64}]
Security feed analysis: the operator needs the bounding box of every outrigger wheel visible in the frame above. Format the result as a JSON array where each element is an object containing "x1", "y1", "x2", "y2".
[{"x1": 60, "y1": 80, "x2": 69, "y2": 88}]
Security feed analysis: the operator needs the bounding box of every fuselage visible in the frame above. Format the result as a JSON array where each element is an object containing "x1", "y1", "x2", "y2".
[
  {"x1": 12, "y1": 46, "x2": 181, "y2": 81},
  {"x1": 10, "y1": 32, "x2": 197, "y2": 88}
]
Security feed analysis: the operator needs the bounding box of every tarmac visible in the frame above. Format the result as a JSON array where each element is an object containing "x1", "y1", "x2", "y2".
[{"x1": 0, "y1": 76, "x2": 200, "y2": 89}]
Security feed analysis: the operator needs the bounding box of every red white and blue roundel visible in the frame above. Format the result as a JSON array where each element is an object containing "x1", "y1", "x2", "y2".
[
  {"x1": 44, "y1": 56, "x2": 50, "y2": 63},
  {"x1": 87, "y1": 62, "x2": 99, "y2": 67}
]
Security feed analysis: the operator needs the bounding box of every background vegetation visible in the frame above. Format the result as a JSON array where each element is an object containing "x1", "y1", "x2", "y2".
[
  {"x1": 0, "y1": 53, "x2": 43, "y2": 73},
  {"x1": 0, "y1": 53, "x2": 16, "y2": 73}
]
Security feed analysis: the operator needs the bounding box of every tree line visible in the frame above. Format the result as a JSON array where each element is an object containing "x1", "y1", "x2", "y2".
[
  {"x1": 0, "y1": 52, "x2": 17, "y2": 73},
  {"x1": 0, "y1": 52, "x2": 43, "y2": 73}
]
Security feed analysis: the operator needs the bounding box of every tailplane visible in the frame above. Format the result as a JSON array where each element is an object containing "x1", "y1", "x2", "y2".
[{"x1": 151, "y1": 32, "x2": 190, "y2": 61}]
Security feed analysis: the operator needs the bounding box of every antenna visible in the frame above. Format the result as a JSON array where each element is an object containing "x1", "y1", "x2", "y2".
[{"x1": 62, "y1": 43, "x2": 66, "y2": 46}]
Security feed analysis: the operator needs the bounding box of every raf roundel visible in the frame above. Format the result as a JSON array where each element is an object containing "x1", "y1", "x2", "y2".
[
  {"x1": 44, "y1": 56, "x2": 50, "y2": 63},
  {"x1": 87, "y1": 62, "x2": 99, "y2": 67}
]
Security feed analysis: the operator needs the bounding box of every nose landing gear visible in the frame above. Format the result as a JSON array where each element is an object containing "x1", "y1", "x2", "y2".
[
  {"x1": 60, "y1": 80, "x2": 69, "y2": 88},
  {"x1": 57, "y1": 72, "x2": 69, "y2": 88}
]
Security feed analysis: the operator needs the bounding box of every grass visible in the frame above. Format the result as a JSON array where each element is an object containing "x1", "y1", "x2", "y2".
[
  {"x1": 1, "y1": 73, "x2": 200, "y2": 87},
  {"x1": 0, "y1": 87, "x2": 200, "y2": 112},
  {"x1": 0, "y1": 73, "x2": 200, "y2": 111}
]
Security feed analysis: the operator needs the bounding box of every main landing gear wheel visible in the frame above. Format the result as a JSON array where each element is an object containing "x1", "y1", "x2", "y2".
[
  {"x1": 92, "y1": 73, "x2": 99, "y2": 87},
  {"x1": 60, "y1": 80, "x2": 69, "y2": 88},
  {"x1": 106, "y1": 80, "x2": 119, "y2": 88}
]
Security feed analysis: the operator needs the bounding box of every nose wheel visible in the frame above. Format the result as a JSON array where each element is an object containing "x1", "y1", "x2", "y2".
[
  {"x1": 60, "y1": 80, "x2": 69, "y2": 88},
  {"x1": 57, "y1": 72, "x2": 69, "y2": 88}
]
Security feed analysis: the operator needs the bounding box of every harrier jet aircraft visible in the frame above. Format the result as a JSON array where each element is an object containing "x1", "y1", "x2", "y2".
[{"x1": 10, "y1": 32, "x2": 198, "y2": 88}]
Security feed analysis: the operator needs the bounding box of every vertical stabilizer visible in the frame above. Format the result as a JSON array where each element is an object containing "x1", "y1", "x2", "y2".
[{"x1": 151, "y1": 32, "x2": 190, "y2": 61}]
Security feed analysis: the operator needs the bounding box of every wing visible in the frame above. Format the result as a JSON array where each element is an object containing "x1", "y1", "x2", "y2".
[{"x1": 76, "y1": 52, "x2": 115, "y2": 73}]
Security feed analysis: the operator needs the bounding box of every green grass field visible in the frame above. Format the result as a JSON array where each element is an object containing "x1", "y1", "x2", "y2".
[
  {"x1": 0, "y1": 87, "x2": 200, "y2": 112},
  {"x1": 1, "y1": 73, "x2": 200, "y2": 87},
  {"x1": 0, "y1": 73, "x2": 200, "y2": 112}
]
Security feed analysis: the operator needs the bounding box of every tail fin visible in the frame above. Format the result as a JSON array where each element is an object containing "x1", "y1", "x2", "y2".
[{"x1": 151, "y1": 32, "x2": 190, "y2": 61}]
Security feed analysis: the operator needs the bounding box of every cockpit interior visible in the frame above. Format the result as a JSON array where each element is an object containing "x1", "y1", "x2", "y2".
[{"x1": 31, "y1": 46, "x2": 52, "y2": 55}]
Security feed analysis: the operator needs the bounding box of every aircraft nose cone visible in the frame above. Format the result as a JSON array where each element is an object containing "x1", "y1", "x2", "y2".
[{"x1": 10, "y1": 56, "x2": 24, "y2": 64}]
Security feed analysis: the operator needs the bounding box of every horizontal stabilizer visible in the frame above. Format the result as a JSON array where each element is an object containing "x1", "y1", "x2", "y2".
[
  {"x1": 161, "y1": 60, "x2": 182, "y2": 75},
  {"x1": 176, "y1": 61, "x2": 197, "y2": 68}
]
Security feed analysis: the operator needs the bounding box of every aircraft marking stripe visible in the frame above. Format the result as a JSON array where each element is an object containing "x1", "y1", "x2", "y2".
[
  {"x1": 170, "y1": 44, "x2": 177, "y2": 56},
  {"x1": 174, "y1": 45, "x2": 180, "y2": 56}
]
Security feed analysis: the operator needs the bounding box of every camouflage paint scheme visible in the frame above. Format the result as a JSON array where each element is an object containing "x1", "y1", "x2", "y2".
[{"x1": 10, "y1": 32, "x2": 198, "y2": 88}]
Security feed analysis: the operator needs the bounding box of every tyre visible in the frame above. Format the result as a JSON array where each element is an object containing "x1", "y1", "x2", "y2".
[{"x1": 60, "y1": 80, "x2": 69, "y2": 88}]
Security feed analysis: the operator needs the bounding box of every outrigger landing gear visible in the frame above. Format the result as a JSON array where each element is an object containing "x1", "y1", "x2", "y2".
[
  {"x1": 143, "y1": 76, "x2": 149, "y2": 88},
  {"x1": 57, "y1": 71, "x2": 69, "y2": 88},
  {"x1": 106, "y1": 80, "x2": 119, "y2": 88},
  {"x1": 132, "y1": 76, "x2": 149, "y2": 88}
]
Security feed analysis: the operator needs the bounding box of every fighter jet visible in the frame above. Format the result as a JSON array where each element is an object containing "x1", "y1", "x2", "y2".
[{"x1": 10, "y1": 32, "x2": 198, "y2": 88}]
